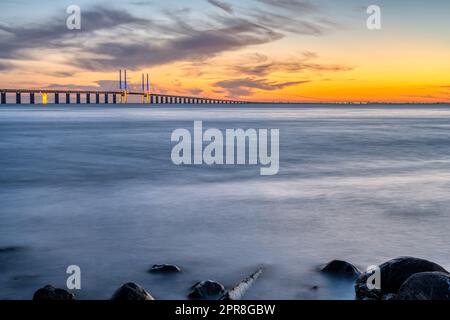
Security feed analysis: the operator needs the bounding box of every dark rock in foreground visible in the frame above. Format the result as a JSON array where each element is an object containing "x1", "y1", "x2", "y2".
[
  {"x1": 149, "y1": 264, "x2": 181, "y2": 273},
  {"x1": 33, "y1": 285, "x2": 75, "y2": 301},
  {"x1": 355, "y1": 256, "x2": 448, "y2": 300},
  {"x1": 188, "y1": 280, "x2": 225, "y2": 299},
  {"x1": 321, "y1": 260, "x2": 361, "y2": 279},
  {"x1": 111, "y1": 282, "x2": 154, "y2": 300},
  {"x1": 397, "y1": 272, "x2": 450, "y2": 300}
]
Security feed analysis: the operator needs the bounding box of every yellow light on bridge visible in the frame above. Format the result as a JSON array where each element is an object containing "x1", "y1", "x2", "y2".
[{"x1": 41, "y1": 92, "x2": 48, "y2": 105}]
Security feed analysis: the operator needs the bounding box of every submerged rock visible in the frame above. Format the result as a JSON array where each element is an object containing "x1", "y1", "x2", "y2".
[
  {"x1": 33, "y1": 285, "x2": 75, "y2": 301},
  {"x1": 188, "y1": 280, "x2": 225, "y2": 299},
  {"x1": 149, "y1": 264, "x2": 181, "y2": 273},
  {"x1": 111, "y1": 282, "x2": 154, "y2": 300},
  {"x1": 381, "y1": 293, "x2": 397, "y2": 300},
  {"x1": 397, "y1": 272, "x2": 450, "y2": 300},
  {"x1": 0, "y1": 246, "x2": 26, "y2": 254},
  {"x1": 355, "y1": 256, "x2": 448, "y2": 300},
  {"x1": 321, "y1": 260, "x2": 361, "y2": 279}
]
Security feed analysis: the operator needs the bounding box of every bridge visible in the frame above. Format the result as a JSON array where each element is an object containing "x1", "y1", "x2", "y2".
[{"x1": 0, "y1": 70, "x2": 248, "y2": 105}]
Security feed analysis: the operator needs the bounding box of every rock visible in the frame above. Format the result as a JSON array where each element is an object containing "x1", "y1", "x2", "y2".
[
  {"x1": 381, "y1": 293, "x2": 397, "y2": 300},
  {"x1": 33, "y1": 285, "x2": 76, "y2": 301},
  {"x1": 397, "y1": 272, "x2": 450, "y2": 300},
  {"x1": 0, "y1": 246, "x2": 26, "y2": 254},
  {"x1": 188, "y1": 280, "x2": 225, "y2": 299},
  {"x1": 111, "y1": 282, "x2": 154, "y2": 301},
  {"x1": 355, "y1": 256, "x2": 448, "y2": 300},
  {"x1": 149, "y1": 264, "x2": 181, "y2": 273},
  {"x1": 321, "y1": 260, "x2": 361, "y2": 279}
]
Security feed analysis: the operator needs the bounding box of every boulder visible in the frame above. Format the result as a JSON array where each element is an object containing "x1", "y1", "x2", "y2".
[
  {"x1": 188, "y1": 280, "x2": 225, "y2": 299},
  {"x1": 111, "y1": 282, "x2": 154, "y2": 300},
  {"x1": 397, "y1": 272, "x2": 450, "y2": 300},
  {"x1": 355, "y1": 256, "x2": 448, "y2": 300},
  {"x1": 321, "y1": 260, "x2": 361, "y2": 279},
  {"x1": 149, "y1": 264, "x2": 181, "y2": 273},
  {"x1": 33, "y1": 285, "x2": 75, "y2": 301}
]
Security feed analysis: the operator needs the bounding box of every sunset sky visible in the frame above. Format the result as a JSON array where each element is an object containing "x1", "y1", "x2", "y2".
[{"x1": 0, "y1": 0, "x2": 449, "y2": 102}]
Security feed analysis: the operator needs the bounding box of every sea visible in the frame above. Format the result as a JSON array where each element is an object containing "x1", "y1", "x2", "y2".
[{"x1": 1, "y1": 104, "x2": 450, "y2": 299}]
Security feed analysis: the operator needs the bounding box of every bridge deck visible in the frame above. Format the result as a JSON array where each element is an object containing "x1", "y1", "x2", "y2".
[{"x1": 0, "y1": 89, "x2": 247, "y2": 104}]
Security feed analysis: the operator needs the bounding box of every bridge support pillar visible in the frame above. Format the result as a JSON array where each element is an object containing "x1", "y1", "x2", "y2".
[
  {"x1": 66, "y1": 93, "x2": 70, "y2": 104},
  {"x1": 1, "y1": 92, "x2": 6, "y2": 104},
  {"x1": 150, "y1": 95, "x2": 154, "y2": 104},
  {"x1": 113, "y1": 94, "x2": 117, "y2": 104},
  {"x1": 96, "y1": 93, "x2": 100, "y2": 104},
  {"x1": 86, "y1": 93, "x2": 90, "y2": 104},
  {"x1": 16, "y1": 92, "x2": 21, "y2": 104},
  {"x1": 76, "y1": 93, "x2": 81, "y2": 104},
  {"x1": 105, "y1": 93, "x2": 108, "y2": 104},
  {"x1": 30, "y1": 93, "x2": 35, "y2": 104},
  {"x1": 54, "y1": 93, "x2": 59, "y2": 104}
]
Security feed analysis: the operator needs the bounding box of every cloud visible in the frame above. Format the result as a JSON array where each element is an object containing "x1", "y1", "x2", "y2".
[
  {"x1": 72, "y1": 16, "x2": 283, "y2": 71},
  {"x1": 207, "y1": 0, "x2": 234, "y2": 14},
  {"x1": 190, "y1": 88, "x2": 204, "y2": 95},
  {"x1": 237, "y1": 61, "x2": 352, "y2": 76},
  {"x1": 214, "y1": 77, "x2": 309, "y2": 96},
  {"x1": 0, "y1": 1, "x2": 338, "y2": 72},
  {"x1": 256, "y1": 0, "x2": 318, "y2": 13},
  {"x1": 130, "y1": 1, "x2": 153, "y2": 6},
  {"x1": 0, "y1": 61, "x2": 13, "y2": 71},
  {"x1": 44, "y1": 80, "x2": 127, "y2": 91},
  {"x1": 0, "y1": 7, "x2": 150, "y2": 60},
  {"x1": 232, "y1": 53, "x2": 353, "y2": 76}
]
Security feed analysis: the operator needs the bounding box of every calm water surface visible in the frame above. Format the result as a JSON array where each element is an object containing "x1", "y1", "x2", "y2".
[{"x1": 1, "y1": 104, "x2": 450, "y2": 299}]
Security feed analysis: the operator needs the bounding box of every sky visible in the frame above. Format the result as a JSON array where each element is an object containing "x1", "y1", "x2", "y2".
[{"x1": 0, "y1": 0, "x2": 449, "y2": 103}]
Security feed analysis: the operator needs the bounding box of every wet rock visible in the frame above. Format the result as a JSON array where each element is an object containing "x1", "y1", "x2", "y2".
[
  {"x1": 33, "y1": 285, "x2": 75, "y2": 301},
  {"x1": 0, "y1": 246, "x2": 26, "y2": 254},
  {"x1": 149, "y1": 264, "x2": 181, "y2": 273},
  {"x1": 355, "y1": 256, "x2": 448, "y2": 300},
  {"x1": 111, "y1": 282, "x2": 154, "y2": 301},
  {"x1": 397, "y1": 272, "x2": 450, "y2": 300},
  {"x1": 188, "y1": 280, "x2": 225, "y2": 299},
  {"x1": 321, "y1": 260, "x2": 361, "y2": 279}
]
